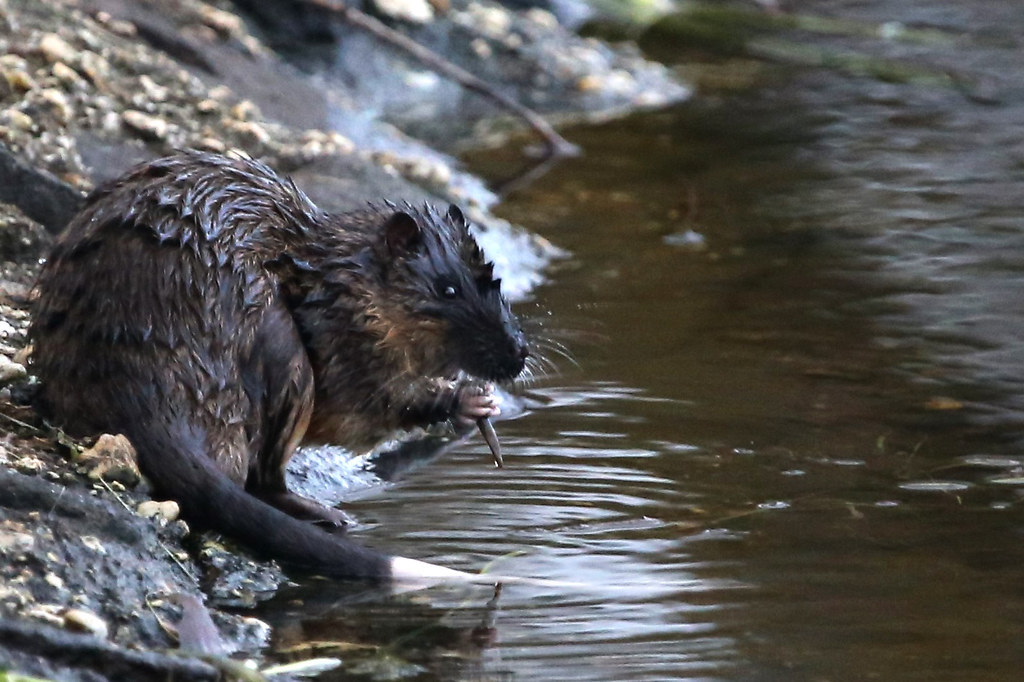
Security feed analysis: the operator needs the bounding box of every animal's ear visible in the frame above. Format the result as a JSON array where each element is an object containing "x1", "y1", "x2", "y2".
[
  {"x1": 447, "y1": 204, "x2": 467, "y2": 227},
  {"x1": 383, "y1": 211, "x2": 422, "y2": 256}
]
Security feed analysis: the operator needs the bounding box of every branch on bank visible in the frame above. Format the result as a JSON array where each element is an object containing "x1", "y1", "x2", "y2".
[{"x1": 305, "y1": 0, "x2": 580, "y2": 159}]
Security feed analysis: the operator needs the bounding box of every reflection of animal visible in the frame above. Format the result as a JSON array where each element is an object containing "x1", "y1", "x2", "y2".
[{"x1": 30, "y1": 151, "x2": 528, "y2": 579}]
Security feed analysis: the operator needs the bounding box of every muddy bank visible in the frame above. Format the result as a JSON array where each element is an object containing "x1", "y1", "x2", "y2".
[{"x1": 0, "y1": 0, "x2": 685, "y2": 678}]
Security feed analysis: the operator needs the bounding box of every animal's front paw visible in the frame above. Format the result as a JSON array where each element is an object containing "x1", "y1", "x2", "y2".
[{"x1": 455, "y1": 383, "x2": 499, "y2": 428}]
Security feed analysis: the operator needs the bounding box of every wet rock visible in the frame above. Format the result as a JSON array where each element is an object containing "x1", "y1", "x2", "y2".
[
  {"x1": 138, "y1": 74, "x2": 169, "y2": 102},
  {"x1": 0, "y1": 349, "x2": 26, "y2": 380},
  {"x1": 1, "y1": 107, "x2": 33, "y2": 132},
  {"x1": 121, "y1": 109, "x2": 171, "y2": 140},
  {"x1": 0, "y1": 468, "x2": 200, "y2": 649},
  {"x1": 195, "y1": 136, "x2": 226, "y2": 152},
  {"x1": 229, "y1": 99, "x2": 259, "y2": 121},
  {"x1": 165, "y1": 593, "x2": 229, "y2": 655},
  {"x1": 0, "y1": 618, "x2": 220, "y2": 682},
  {"x1": 470, "y1": 37, "x2": 493, "y2": 58},
  {"x1": 0, "y1": 144, "x2": 83, "y2": 233},
  {"x1": 198, "y1": 537, "x2": 286, "y2": 608},
  {"x1": 223, "y1": 118, "x2": 270, "y2": 146},
  {"x1": 63, "y1": 608, "x2": 109, "y2": 639},
  {"x1": 37, "y1": 33, "x2": 76, "y2": 65},
  {"x1": 0, "y1": 523, "x2": 34, "y2": 553},
  {"x1": 524, "y1": 7, "x2": 559, "y2": 30},
  {"x1": 195, "y1": 97, "x2": 219, "y2": 114},
  {"x1": 372, "y1": 0, "x2": 437, "y2": 24},
  {"x1": 93, "y1": 11, "x2": 139, "y2": 38},
  {"x1": 51, "y1": 61, "x2": 84, "y2": 89},
  {"x1": 77, "y1": 50, "x2": 111, "y2": 88},
  {"x1": 26, "y1": 605, "x2": 65, "y2": 629},
  {"x1": 136, "y1": 499, "x2": 180, "y2": 522},
  {"x1": 77, "y1": 434, "x2": 142, "y2": 487},
  {"x1": 0, "y1": 54, "x2": 35, "y2": 93},
  {"x1": 34, "y1": 87, "x2": 73, "y2": 125},
  {"x1": 464, "y1": 2, "x2": 513, "y2": 38},
  {"x1": 198, "y1": 5, "x2": 245, "y2": 38}
]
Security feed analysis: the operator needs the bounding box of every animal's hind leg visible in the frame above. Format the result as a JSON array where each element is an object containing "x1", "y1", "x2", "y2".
[{"x1": 244, "y1": 303, "x2": 354, "y2": 530}]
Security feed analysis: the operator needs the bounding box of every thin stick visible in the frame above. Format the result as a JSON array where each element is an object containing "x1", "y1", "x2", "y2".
[
  {"x1": 0, "y1": 410, "x2": 42, "y2": 433},
  {"x1": 477, "y1": 417, "x2": 503, "y2": 468},
  {"x1": 306, "y1": 0, "x2": 580, "y2": 159}
]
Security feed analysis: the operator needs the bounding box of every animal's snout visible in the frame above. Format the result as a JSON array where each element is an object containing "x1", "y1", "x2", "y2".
[{"x1": 514, "y1": 336, "x2": 530, "y2": 363}]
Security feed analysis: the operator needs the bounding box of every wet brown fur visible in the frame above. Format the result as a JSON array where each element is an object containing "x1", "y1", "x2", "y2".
[{"x1": 28, "y1": 151, "x2": 527, "y2": 578}]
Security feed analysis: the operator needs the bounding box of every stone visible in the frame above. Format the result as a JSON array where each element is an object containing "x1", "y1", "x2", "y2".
[
  {"x1": 373, "y1": 0, "x2": 435, "y2": 24},
  {"x1": 121, "y1": 109, "x2": 169, "y2": 141},
  {"x1": 136, "y1": 500, "x2": 180, "y2": 522},
  {"x1": 78, "y1": 434, "x2": 141, "y2": 487},
  {"x1": 63, "y1": 608, "x2": 109, "y2": 639},
  {"x1": 0, "y1": 355, "x2": 26, "y2": 385},
  {"x1": 38, "y1": 33, "x2": 76, "y2": 65}
]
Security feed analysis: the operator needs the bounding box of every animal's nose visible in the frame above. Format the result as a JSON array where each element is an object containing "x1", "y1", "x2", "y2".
[{"x1": 515, "y1": 336, "x2": 530, "y2": 362}]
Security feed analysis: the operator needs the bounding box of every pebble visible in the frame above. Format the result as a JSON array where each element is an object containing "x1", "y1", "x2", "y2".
[
  {"x1": 51, "y1": 61, "x2": 83, "y2": 88},
  {"x1": 36, "y1": 88, "x2": 73, "y2": 124},
  {"x1": 3, "y1": 68, "x2": 35, "y2": 92},
  {"x1": 0, "y1": 527, "x2": 35, "y2": 553},
  {"x1": 138, "y1": 74, "x2": 168, "y2": 102},
  {"x1": 13, "y1": 455, "x2": 47, "y2": 474},
  {"x1": 121, "y1": 109, "x2": 170, "y2": 140},
  {"x1": 196, "y1": 136, "x2": 226, "y2": 152},
  {"x1": 136, "y1": 500, "x2": 180, "y2": 522},
  {"x1": 80, "y1": 535, "x2": 108, "y2": 555},
  {"x1": 199, "y1": 5, "x2": 244, "y2": 37},
  {"x1": 466, "y1": 4, "x2": 512, "y2": 38},
  {"x1": 225, "y1": 118, "x2": 269, "y2": 145},
  {"x1": 525, "y1": 8, "x2": 559, "y2": 30},
  {"x1": 12, "y1": 344, "x2": 30, "y2": 366},
  {"x1": 99, "y1": 110, "x2": 120, "y2": 133},
  {"x1": 37, "y1": 33, "x2": 76, "y2": 64},
  {"x1": 327, "y1": 131, "x2": 355, "y2": 154},
  {"x1": 63, "y1": 608, "x2": 109, "y2": 639},
  {"x1": 374, "y1": 0, "x2": 435, "y2": 24},
  {"x1": 196, "y1": 98, "x2": 219, "y2": 114},
  {"x1": 1, "y1": 54, "x2": 35, "y2": 92},
  {"x1": 27, "y1": 605, "x2": 64, "y2": 628},
  {"x1": 77, "y1": 51, "x2": 110, "y2": 87},
  {"x1": 0, "y1": 54, "x2": 29, "y2": 71},
  {"x1": 470, "y1": 38, "x2": 492, "y2": 59},
  {"x1": 0, "y1": 354, "x2": 27, "y2": 385},
  {"x1": 78, "y1": 433, "x2": 141, "y2": 487},
  {"x1": 1, "y1": 107, "x2": 34, "y2": 132},
  {"x1": 93, "y1": 11, "x2": 137, "y2": 38},
  {"x1": 576, "y1": 70, "x2": 637, "y2": 95},
  {"x1": 207, "y1": 84, "x2": 232, "y2": 100},
  {"x1": 229, "y1": 99, "x2": 259, "y2": 121}
]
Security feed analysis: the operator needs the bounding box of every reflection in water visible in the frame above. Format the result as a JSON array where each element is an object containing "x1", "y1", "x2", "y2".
[{"x1": 262, "y1": 2, "x2": 1024, "y2": 680}]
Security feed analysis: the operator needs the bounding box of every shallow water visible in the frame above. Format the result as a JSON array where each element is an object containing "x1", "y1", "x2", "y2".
[{"x1": 259, "y1": 2, "x2": 1024, "y2": 679}]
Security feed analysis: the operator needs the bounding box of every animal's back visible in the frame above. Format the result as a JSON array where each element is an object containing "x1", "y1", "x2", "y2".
[{"x1": 31, "y1": 152, "x2": 313, "y2": 483}]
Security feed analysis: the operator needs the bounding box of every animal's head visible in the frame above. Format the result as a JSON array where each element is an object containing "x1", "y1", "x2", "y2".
[{"x1": 374, "y1": 204, "x2": 528, "y2": 381}]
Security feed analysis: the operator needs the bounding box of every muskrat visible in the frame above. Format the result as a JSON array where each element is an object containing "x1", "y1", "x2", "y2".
[{"x1": 29, "y1": 150, "x2": 528, "y2": 581}]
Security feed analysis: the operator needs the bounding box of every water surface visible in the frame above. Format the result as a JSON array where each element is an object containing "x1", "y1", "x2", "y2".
[{"x1": 260, "y1": 2, "x2": 1024, "y2": 679}]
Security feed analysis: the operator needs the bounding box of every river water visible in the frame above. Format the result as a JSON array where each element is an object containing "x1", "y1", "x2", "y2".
[{"x1": 258, "y1": 2, "x2": 1024, "y2": 680}]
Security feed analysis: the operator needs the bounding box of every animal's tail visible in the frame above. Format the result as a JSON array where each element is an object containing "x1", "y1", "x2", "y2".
[{"x1": 131, "y1": 424, "x2": 471, "y2": 583}]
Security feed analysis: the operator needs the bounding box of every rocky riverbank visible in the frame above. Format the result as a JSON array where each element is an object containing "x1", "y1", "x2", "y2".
[{"x1": 0, "y1": 0, "x2": 686, "y2": 679}]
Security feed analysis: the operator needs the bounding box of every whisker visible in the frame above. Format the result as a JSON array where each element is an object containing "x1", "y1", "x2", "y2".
[{"x1": 530, "y1": 339, "x2": 579, "y2": 369}]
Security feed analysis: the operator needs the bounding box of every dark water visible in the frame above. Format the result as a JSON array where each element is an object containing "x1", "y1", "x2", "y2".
[{"x1": 259, "y1": 2, "x2": 1024, "y2": 679}]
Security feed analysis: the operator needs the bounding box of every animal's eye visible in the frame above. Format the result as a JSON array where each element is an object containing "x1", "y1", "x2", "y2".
[{"x1": 441, "y1": 284, "x2": 458, "y2": 299}]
